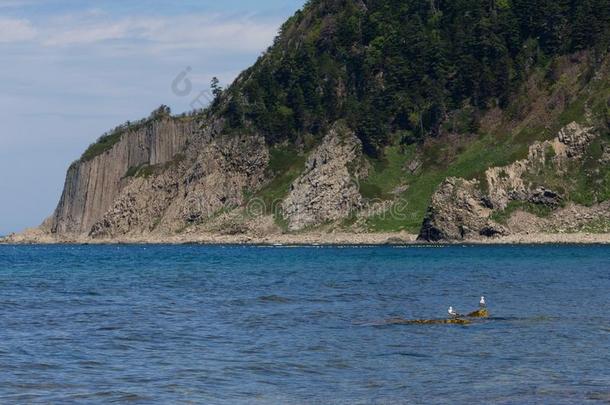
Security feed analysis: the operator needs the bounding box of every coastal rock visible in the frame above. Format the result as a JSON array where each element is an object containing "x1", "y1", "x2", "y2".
[
  {"x1": 420, "y1": 122, "x2": 597, "y2": 241},
  {"x1": 89, "y1": 131, "x2": 269, "y2": 238},
  {"x1": 557, "y1": 121, "x2": 597, "y2": 158},
  {"x1": 485, "y1": 162, "x2": 529, "y2": 210},
  {"x1": 51, "y1": 116, "x2": 194, "y2": 235},
  {"x1": 281, "y1": 123, "x2": 366, "y2": 231},
  {"x1": 418, "y1": 178, "x2": 507, "y2": 242},
  {"x1": 0, "y1": 228, "x2": 59, "y2": 244},
  {"x1": 529, "y1": 187, "x2": 562, "y2": 208},
  {"x1": 486, "y1": 122, "x2": 595, "y2": 209},
  {"x1": 385, "y1": 318, "x2": 472, "y2": 325}
]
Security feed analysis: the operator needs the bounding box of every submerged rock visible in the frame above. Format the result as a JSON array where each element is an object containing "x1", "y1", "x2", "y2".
[
  {"x1": 467, "y1": 309, "x2": 489, "y2": 318},
  {"x1": 385, "y1": 318, "x2": 472, "y2": 326}
]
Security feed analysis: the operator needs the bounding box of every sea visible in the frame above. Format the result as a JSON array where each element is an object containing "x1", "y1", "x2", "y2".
[{"x1": 0, "y1": 244, "x2": 609, "y2": 404}]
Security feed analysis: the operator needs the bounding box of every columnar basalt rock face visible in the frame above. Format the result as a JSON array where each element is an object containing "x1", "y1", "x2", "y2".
[
  {"x1": 51, "y1": 118, "x2": 194, "y2": 235},
  {"x1": 89, "y1": 132, "x2": 270, "y2": 238},
  {"x1": 282, "y1": 124, "x2": 366, "y2": 231},
  {"x1": 47, "y1": 104, "x2": 269, "y2": 240}
]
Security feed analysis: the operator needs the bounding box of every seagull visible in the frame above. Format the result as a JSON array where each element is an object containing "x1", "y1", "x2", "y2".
[
  {"x1": 479, "y1": 296, "x2": 486, "y2": 308},
  {"x1": 448, "y1": 306, "x2": 458, "y2": 318}
]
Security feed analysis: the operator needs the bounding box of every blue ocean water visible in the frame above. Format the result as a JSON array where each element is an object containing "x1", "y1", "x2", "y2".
[{"x1": 0, "y1": 245, "x2": 609, "y2": 404}]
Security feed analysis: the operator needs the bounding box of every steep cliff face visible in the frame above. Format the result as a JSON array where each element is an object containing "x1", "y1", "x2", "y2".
[
  {"x1": 89, "y1": 130, "x2": 269, "y2": 238},
  {"x1": 282, "y1": 124, "x2": 366, "y2": 231},
  {"x1": 51, "y1": 117, "x2": 194, "y2": 235}
]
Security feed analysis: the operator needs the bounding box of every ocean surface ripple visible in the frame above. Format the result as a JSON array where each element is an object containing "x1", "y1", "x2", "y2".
[{"x1": 0, "y1": 244, "x2": 609, "y2": 404}]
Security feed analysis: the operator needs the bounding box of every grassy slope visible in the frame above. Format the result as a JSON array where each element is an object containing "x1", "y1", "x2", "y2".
[
  {"x1": 363, "y1": 55, "x2": 610, "y2": 233},
  {"x1": 250, "y1": 146, "x2": 307, "y2": 228}
]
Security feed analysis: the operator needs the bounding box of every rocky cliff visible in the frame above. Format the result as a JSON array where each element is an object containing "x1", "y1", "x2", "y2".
[
  {"x1": 48, "y1": 111, "x2": 270, "y2": 239},
  {"x1": 89, "y1": 128, "x2": 269, "y2": 238},
  {"x1": 8, "y1": 1, "x2": 609, "y2": 244},
  {"x1": 51, "y1": 116, "x2": 193, "y2": 235},
  {"x1": 418, "y1": 177, "x2": 507, "y2": 242},
  {"x1": 418, "y1": 122, "x2": 604, "y2": 242},
  {"x1": 282, "y1": 124, "x2": 366, "y2": 231}
]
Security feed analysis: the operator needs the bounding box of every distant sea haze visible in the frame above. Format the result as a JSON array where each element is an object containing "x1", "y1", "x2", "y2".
[{"x1": 1, "y1": 244, "x2": 609, "y2": 403}]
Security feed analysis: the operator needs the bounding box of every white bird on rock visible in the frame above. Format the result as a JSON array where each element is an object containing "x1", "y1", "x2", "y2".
[
  {"x1": 480, "y1": 296, "x2": 486, "y2": 308},
  {"x1": 448, "y1": 306, "x2": 458, "y2": 318}
]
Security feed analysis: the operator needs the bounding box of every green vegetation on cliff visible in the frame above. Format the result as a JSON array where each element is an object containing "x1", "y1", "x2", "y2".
[
  {"x1": 202, "y1": 0, "x2": 609, "y2": 234},
  {"x1": 215, "y1": 0, "x2": 610, "y2": 156},
  {"x1": 81, "y1": 105, "x2": 173, "y2": 162},
  {"x1": 253, "y1": 146, "x2": 307, "y2": 215}
]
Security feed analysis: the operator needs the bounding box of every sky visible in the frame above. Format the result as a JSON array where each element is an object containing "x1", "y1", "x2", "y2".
[{"x1": 0, "y1": 0, "x2": 307, "y2": 235}]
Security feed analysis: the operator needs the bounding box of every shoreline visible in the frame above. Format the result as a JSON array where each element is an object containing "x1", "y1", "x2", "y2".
[{"x1": 2, "y1": 229, "x2": 610, "y2": 246}]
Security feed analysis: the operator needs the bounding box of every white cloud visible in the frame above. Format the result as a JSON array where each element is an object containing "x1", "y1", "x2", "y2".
[
  {"x1": 37, "y1": 13, "x2": 279, "y2": 52},
  {"x1": 0, "y1": 9, "x2": 281, "y2": 52},
  {"x1": 145, "y1": 15, "x2": 280, "y2": 52},
  {"x1": 42, "y1": 20, "x2": 142, "y2": 46},
  {"x1": 0, "y1": 17, "x2": 36, "y2": 42}
]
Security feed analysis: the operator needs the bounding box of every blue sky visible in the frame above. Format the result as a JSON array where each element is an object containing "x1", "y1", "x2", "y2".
[{"x1": 0, "y1": 0, "x2": 307, "y2": 235}]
